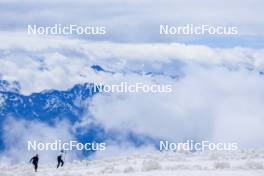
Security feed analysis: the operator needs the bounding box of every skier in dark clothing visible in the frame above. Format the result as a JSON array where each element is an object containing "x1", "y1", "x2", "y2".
[
  {"x1": 30, "y1": 154, "x2": 39, "y2": 172},
  {"x1": 57, "y1": 150, "x2": 64, "y2": 168}
]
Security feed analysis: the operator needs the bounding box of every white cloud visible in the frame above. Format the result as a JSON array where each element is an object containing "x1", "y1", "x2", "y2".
[
  {"x1": 89, "y1": 66, "x2": 264, "y2": 149},
  {"x1": 0, "y1": 0, "x2": 263, "y2": 42},
  {"x1": 0, "y1": 117, "x2": 78, "y2": 164},
  {"x1": 0, "y1": 33, "x2": 264, "y2": 95}
]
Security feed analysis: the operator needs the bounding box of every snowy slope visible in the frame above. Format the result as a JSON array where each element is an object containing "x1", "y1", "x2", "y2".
[
  {"x1": 0, "y1": 80, "x2": 21, "y2": 94},
  {"x1": 1, "y1": 150, "x2": 264, "y2": 176}
]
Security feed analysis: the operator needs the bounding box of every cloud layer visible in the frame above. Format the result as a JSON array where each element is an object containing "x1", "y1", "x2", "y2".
[
  {"x1": 0, "y1": 33, "x2": 264, "y2": 95},
  {"x1": 0, "y1": 117, "x2": 77, "y2": 164},
  {"x1": 0, "y1": 0, "x2": 264, "y2": 45},
  {"x1": 89, "y1": 66, "x2": 264, "y2": 149},
  {"x1": 0, "y1": 34, "x2": 264, "y2": 159}
]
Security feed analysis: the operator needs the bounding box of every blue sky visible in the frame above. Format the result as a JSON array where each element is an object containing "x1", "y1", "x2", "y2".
[{"x1": 0, "y1": 0, "x2": 263, "y2": 47}]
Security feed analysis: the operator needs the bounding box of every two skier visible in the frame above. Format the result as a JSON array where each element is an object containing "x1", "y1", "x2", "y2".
[{"x1": 30, "y1": 150, "x2": 65, "y2": 172}]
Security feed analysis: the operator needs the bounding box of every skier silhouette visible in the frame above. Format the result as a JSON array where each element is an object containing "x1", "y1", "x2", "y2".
[
  {"x1": 57, "y1": 150, "x2": 65, "y2": 168},
  {"x1": 30, "y1": 154, "x2": 39, "y2": 172}
]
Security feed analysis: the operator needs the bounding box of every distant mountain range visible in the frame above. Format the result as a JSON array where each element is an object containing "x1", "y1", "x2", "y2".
[
  {"x1": 0, "y1": 78, "x2": 155, "y2": 155},
  {"x1": 0, "y1": 81, "x2": 97, "y2": 122}
]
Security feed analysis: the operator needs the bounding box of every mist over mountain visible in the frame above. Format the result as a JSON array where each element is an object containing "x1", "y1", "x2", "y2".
[{"x1": 0, "y1": 80, "x2": 155, "y2": 157}]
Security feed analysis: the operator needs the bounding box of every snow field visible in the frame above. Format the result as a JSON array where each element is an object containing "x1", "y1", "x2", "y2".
[{"x1": 0, "y1": 150, "x2": 264, "y2": 176}]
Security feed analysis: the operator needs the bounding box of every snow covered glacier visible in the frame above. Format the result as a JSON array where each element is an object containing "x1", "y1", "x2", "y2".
[{"x1": 1, "y1": 150, "x2": 264, "y2": 176}]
